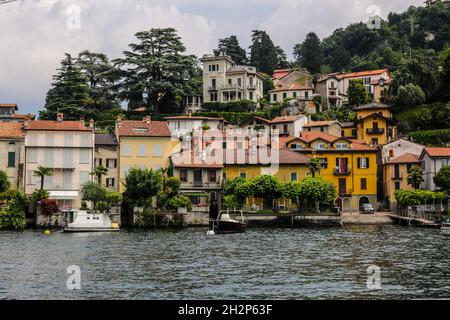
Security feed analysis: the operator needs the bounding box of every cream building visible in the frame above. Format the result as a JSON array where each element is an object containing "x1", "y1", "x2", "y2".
[
  {"x1": 0, "y1": 122, "x2": 25, "y2": 190},
  {"x1": 200, "y1": 53, "x2": 264, "y2": 105},
  {"x1": 24, "y1": 113, "x2": 95, "y2": 209},
  {"x1": 270, "y1": 69, "x2": 315, "y2": 104},
  {"x1": 95, "y1": 134, "x2": 119, "y2": 192}
]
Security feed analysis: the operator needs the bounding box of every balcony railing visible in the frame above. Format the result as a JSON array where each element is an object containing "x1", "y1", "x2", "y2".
[
  {"x1": 192, "y1": 180, "x2": 221, "y2": 188},
  {"x1": 366, "y1": 128, "x2": 385, "y2": 135},
  {"x1": 208, "y1": 86, "x2": 218, "y2": 91},
  {"x1": 338, "y1": 189, "x2": 352, "y2": 196},
  {"x1": 221, "y1": 84, "x2": 243, "y2": 90},
  {"x1": 247, "y1": 84, "x2": 257, "y2": 90},
  {"x1": 334, "y1": 167, "x2": 352, "y2": 176}
]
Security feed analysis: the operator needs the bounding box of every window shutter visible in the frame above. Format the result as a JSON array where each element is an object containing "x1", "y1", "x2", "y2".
[
  {"x1": 366, "y1": 158, "x2": 370, "y2": 168},
  {"x1": 357, "y1": 158, "x2": 361, "y2": 169}
]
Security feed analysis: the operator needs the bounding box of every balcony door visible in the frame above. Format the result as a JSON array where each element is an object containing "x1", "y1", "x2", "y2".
[
  {"x1": 194, "y1": 170, "x2": 203, "y2": 187},
  {"x1": 336, "y1": 158, "x2": 348, "y2": 174},
  {"x1": 339, "y1": 178, "x2": 347, "y2": 195}
]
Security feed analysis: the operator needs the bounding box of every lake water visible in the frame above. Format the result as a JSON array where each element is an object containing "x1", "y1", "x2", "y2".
[{"x1": 0, "y1": 226, "x2": 449, "y2": 300}]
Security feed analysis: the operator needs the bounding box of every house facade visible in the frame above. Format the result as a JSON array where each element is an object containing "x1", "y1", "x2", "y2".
[
  {"x1": 314, "y1": 75, "x2": 343, "y2": 111},
  {"x1": 269, "y1": 69, "x2": 315, "y2": 104},
  {"x1": 94, "y1": 134, "x2": 119, "y2": 192},
  {"x1": 24, "y1": 114, "x2": 95, "y2": 209},
  {"x1": 200, "y1": 53, "x2": 264, "y2": 104},
  {"x1": 269, "y1": 115, "x2": 309, "y2": 137},
  {"x1": 0, "y1": 104, "x2": 35, "y2": 123},
  {"x1": 302, "y1": 121, "x2": 342, "y2": 137},
  {"x1": 0, "y1": 122, "x2": 25, "y2": 189},
  {"x1": 116, "y1": 117, "x2": 175, "y2": 193},
  {"x1": 420, "y1": 148, "x2": 450, "y2": 191}
]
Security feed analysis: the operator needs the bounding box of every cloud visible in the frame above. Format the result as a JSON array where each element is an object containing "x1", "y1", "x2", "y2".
[{"x1": 0, "y1": 0, "x2": 215, "y2": 114}]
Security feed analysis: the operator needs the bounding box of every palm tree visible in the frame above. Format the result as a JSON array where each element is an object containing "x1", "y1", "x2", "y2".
[
  {"x1": 33, "y1": 166, "x2": 53, "y2": 191},
  {"x1": 91, "y1": 165, "x2": 109, "y2": 185},
  {"x1": 307, "y1": 157, "x2": 322, "y2": 178},
  {"x1": 407, "y1": 166, "x2": 424, "y2": 190}
]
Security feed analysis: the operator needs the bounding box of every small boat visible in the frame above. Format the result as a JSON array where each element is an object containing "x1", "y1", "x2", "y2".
[
  {"x1": 210, "y1": 210, "x2": 247, "y2": 235},
  {"x1": 62, "y1": 210, "x2": 120, "y2": 233},
  {"x1": 442, "y1": 221, "x2": 450, "y2": 236}
]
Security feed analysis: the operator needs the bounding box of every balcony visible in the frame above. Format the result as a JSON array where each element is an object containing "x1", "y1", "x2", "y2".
[
  {"x1": 338, "y1": 189, "x2": 352, "y2": 197},
  {"x1": 334, "y1": 167, "x2": 352, "y2": 176},
  {"x1": 247, "y1": 84, "x2": 257, "y2": 90},
  {"x1": 208, "y1": 86, "x2": 218, "y2": 92},
  {"x1": 221, "y1": 84, "x2": 243, "y2": 91},
  {"x1": 366, "y1": 128, "x2": 385, "y2": 135}
]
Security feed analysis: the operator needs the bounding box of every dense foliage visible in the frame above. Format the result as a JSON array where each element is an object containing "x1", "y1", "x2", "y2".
[
  {"x1": 0, "y1": 191, "x2": 28, "y2": 231},
  {"x1": 0, "y1": 170, "x2": 10, "y2": 194},
  {"x1": 395, "y1": 189, "x2": 446, "y2": 206},
  {"x1": 410, "y1": 128, "x2": 450, "y2": 146},
  {"x1": 434, "y1": 166, "x2": 450, "y2": 193},
  {"x1": 123, "y1": 168, "x2": 163, "y2": 207}
]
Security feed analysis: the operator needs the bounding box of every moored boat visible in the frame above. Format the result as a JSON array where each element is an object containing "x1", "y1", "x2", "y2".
[
  {"x1": 442, "y1": 221, "x2": 450, "y2": 236},
  {"x1": 62, "y1": 210, "x2": 120, "y2": 233},
  {"x1": 210, "y1": 210, "x2": 247, "y2": 235}
]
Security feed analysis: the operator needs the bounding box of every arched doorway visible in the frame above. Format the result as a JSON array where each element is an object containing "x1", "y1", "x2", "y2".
[
  {"x1": 342, "y1": 198, "x2": 351, "y2": 211},
  {"x1": 335, "y1": 198, "x2": 343, "y2": 212},
  {"x1": 359, "y1": 196, "x2": 370, "y2": 210}
]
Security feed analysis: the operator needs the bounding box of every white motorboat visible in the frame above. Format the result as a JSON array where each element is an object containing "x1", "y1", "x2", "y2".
[{"x1": 62, "y1": 210, "x2": 120, "y2": 233}]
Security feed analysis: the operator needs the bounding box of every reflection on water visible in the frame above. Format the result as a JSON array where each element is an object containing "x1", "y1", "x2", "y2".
[{"x1": 0, "y1": 226, "x2": 448, "y2": 300}]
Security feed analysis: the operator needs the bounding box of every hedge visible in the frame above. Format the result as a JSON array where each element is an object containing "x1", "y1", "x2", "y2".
[{"x1": 410, "y1": 129, "x2": 450, "y2": 147}]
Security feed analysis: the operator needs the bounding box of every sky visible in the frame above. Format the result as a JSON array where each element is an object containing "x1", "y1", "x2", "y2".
[{"x1": 0, "y1": 0, "x2": 424, "y2": 115}]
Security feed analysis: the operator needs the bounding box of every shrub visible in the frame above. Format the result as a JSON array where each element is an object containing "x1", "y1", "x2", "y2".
[
  {"x1": 0, "y1": 191, "x2": 28, "y2": 231},
  {"x1": 395, "y1": 189, "x2": 446, "y2": 206},
  {"x1": 410, "y1": 129, "x2": 450, "y2": 147},
  {"x1": 165, "y1": 195, "x2": 193, "y2": 212},
  {"x1": 32, "y1": 189, "x2": 49, "y2": 203},
  {"x1": 0, "y1": 170, "x2": 10, "y2": 194},
  {"x1": 40, "y1": 199, "x2": 59, "y2": 216}
]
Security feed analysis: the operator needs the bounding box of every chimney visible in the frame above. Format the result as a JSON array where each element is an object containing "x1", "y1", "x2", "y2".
[
  {"x1": 143, "y1": 116, "x2": 151, "y2": 124},
  {"x1": 24, "y1": 114, "x2": 31, "y2": 129},
  {"x1": 56, "y1": 113, "x2": 64, "y2": 123},
  {"x1": 89, "y1": 119, "x2": 95, "y2": 129}
]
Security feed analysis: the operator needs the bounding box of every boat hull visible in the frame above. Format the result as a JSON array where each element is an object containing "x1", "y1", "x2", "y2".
[
  {"x1": 442, "y1": 227, "x2": 450, "y2": 236},
  {"x1": 214, "y1": 221, "x2": 247, "y2": 234},
  {"x1": 63, "y1": 228, "x2": 120, "y2": 233}
]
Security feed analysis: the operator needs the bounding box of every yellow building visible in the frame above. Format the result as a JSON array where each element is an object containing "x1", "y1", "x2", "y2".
[
  {"x1": 352, "y1": 102, "x2": 398, "y2": 146},
  {"x1": 116, "y1": 117, "x2": 179, "y2": 193},
  {"x1": 285, "y1": 132, "x2": 379, "y2": 212},
  {"x1": 382, "y1": 153, "x2": 421, "y2": 210}
]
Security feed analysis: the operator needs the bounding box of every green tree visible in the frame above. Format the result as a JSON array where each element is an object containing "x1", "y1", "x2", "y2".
[
  {"x1": 33, "y1": 166, "x2": 53, "y2": 191},
  {"x1": 407, "y1": 166, "x2": 424, "y2": 190},
  {"x1": 298, "y1": 177, "x2": 337, "y2": 213},
  {"x1": 115, "y1": 28, "x2": 199, "y2": 113},
  {"x1": 440, "y1": 48, "x2": 450, "y2": 101},
  {"x1": 348, "y1": 79, "x2": 370, "y2": 107},
  {"x1": 396, "y1": 83, "x2": 426, "y2": 108},
  {"x1": 81, "y1": 182, "x2": 107, "y2": 210},
  {"x1": 250, "y1": 175, "x2": 283, "y2": 209},
  {"x1": 275, "y1": 46, "x2": 290, "y2": 69},
  {"x1": 91, "y1": 165, "x2": 109, "y2": 186},
  {"x1": 40, "y1": 53, "x2": 92, "y2": 120},
  {"x1": 249, "y1": 30, "x2": 278, "y2": 74},
  {"x1": 123, "y1": 168, "x2": 163, "y2": 207},
  {"x1": 434, "y1": 166, "x2": 450, "y2": 193},
  {"x1": 293, "y1": 32, "x2": 323, "y2": 74},
  {"x1": 282, "y1": 181, "x2": 302, "y2": 208},
  {"x1": 307, "y1": 157, "x2": 322, "y2": 178},
  {"x1": 215, "y1": 35, "x2": 248, "y2": 65},
  {"x1": 0, "y1": 170, "x2": 10, "y2": 194}
]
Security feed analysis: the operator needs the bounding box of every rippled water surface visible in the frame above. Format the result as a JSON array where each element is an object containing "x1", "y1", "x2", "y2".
[{"x1": 0, "y1": 226, "x2": 449, "y2": 300}]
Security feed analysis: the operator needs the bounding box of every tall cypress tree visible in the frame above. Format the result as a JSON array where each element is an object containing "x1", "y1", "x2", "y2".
[
  {"x1": 293, "y1": 32, "x2": 323, "y2": 74},
  {"x1": 215, "y1": 35, "x2": 248, "y2": 65},
  {"x1": 249, "y1": 30, "x2": 278, "y2": 75},
  {"x1": 40, "y1": 53, "x2": 91, "y2": 120}
]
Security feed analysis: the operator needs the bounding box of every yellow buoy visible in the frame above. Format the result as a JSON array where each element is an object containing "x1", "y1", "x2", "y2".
[{"x1": 43, "y1": 229, "x2": 51, "y2": 235}]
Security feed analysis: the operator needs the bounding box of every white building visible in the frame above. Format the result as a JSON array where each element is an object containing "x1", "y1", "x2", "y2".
[
  {"x1": 420, "y1": 147, "x2": 450, "y2": 191},
  {"x1": 270, "y1": 69, "x2": 315, "y2": 104},
  {"x1": 200, "y1": 53, "x2": 264, "y2": 105}
]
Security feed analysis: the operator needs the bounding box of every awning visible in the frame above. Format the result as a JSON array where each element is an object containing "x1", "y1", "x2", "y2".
[{"x1": 48, "y1": 191, "x2": 79, "y2": 200}]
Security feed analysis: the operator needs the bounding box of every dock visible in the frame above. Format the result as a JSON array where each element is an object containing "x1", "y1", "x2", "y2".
[{"x1": 387, "y1": 213, "x2": 441, "y2": 228}]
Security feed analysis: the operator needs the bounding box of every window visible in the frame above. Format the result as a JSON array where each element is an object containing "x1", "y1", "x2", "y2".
[
  {"x1": 122, "y1": 144, "x2": 131, "y2": 157},
  {"x1": 180, "y1": 169, "x2": 188, "y2": 182},
  {"x1": 228, "y1": 79, "x2": 232, "y2": 85},
  {"x1": 389, "y1": 150, "x2": 394, "y2": 158},
  {"x1": 133, "y1": 128, "x2": 148, "y2": 134},
  {"x1": 407, "y1": 164, "x2": 413, "y2": 172},
  {"x1": 80, "y1": 171, "x2": 90, "y2": 185},
  {"x1": 64, "y1": 149, "x2": 73, "y2": 168},
  {"x1": 293, "y1": 92, "x2": 297, "y2": 98},
  {"x1": 7, "y1": 152, "x2": 15, "y2": 168},
  {"x1": 361, "y1": 178, "x2": 367, "y2": 190},
  {"x1": 249, "y1": 92, "x2": 253, "y2": 100},
  {"x1": 27, "y1": 149, "x2": 37, "y2": 163},
  {"x1": 305, "y1": 91, "x2": 309, "y2": 99},
  {"x1": 314, "y1": 143, "x2": 327, "y2": 150},
  {"x1": 283, "y1": 125, "x2": 289, "y2": 133},
  {"x1": 208, "y1": 170, "x2": 217, "y2": 183},
  {"x1": 106, "y1": 178, "x2": 115, "y2": 188},
  {"x1": 320, "y1": 158, "x2": 328, "y2": 169},
  {"x1": 64, "y1": 133, "x2": 73, "y2": 145},
  {"x1": 237, "y1": 142, "x2": 243, "y2": 149},
  {"x1": 26, "y1": 171, "x2": 35, "y2": 185},
  {"x1": 80, "y1": 135, "x2": 90, "y2": 147},
  {"x1": 153, "y1": 144, "x2": 163, "y2": 157},
  {"x1": 273, "y1": 94, "x2": 277, "y2": 102},
  {"x1": 283, "y1": 93, "x2": 287, "y2": 100},
  {"x1": 240, "y1": 172, "x2": 247, "y2": 179},
  {"x1": 222, "y1": 142, "x2": 227, "y2": 149},
  {"x1": 395, "y1": 181, "x2": 401, "y2": 190},
  {"x1": 320, "y1": 126, "x2": 324, "y2": 132},
  {"x1": 95, "y1": 158, "x2": 103, "y2": 167},
  {"x1": 138, "y1": 144, "x2": 147, "y2": 157},
  {"x1": 394, "y1": 165, "x2": 401, "y2": 179},
  {"x1": 122, "y1": 166, "x2": 130, "y2": 178},
  {"x1": 358, "y1": 157, "x2": 369, "y2": 169},
  {"x1": 44, "y1": 149, "x2": 54, "y2": 167},
  {"x1": 63, "y1": 171, "x2": 72, "y2": 189},
  {"x1": 371, "y1": 138, "x2": 378, "y2": 146},
  {"x1": 44, "y1": 175, "x2": 53, "y2": 190},
  {"x1": 291, "y1": 173, "x2": 298, "y2": 182},
  {"x1": 79, "y1": 149, "x2": 90, "y2": 164},
  {"x1": 46, "y1": 134, "x2": 54, "y2": 146},
  {"x1": 107, "y1": 159, "x2": 117, "y2": 169}
]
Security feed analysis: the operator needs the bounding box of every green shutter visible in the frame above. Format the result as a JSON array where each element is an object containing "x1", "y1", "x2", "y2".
[{"x1": 8, "y1": 152, "x2": 15, "y2": 168}]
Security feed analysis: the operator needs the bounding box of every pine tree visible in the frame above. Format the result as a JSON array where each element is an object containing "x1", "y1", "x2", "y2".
[
  {"x1": 249, "y1": 30, "x2": 278, "y2": 75},
  {"x1": 275, "y1": 46, "x2": 290, "y2": 69},
  {"x1": 114, "y1": 28, "x2": 198, "y2": 114},
  {"x1": 215, "y1": 35, "x2": 248, "y2": 65},
  {"x1": 293, "y1": 32, "x2": 323, "y2": 74},
  {"x1": 40, "y1": 53, "x2": 92, "y2": 120}
]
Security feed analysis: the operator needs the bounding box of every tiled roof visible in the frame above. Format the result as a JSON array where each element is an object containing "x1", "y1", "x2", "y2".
[
  {"x1": 0, "y1": 122, "x2": 24, "y2": 139},
  {"x1": 337, "y1": 69, "x2": 389, "y2": 79},
  {"x1": 117, "y1": 120, "x2": 171, "y2": 137},
  {"x1": 270, "y1": 83, "x2": 314, "y2": 92},
  {"x1": 269, "y1": 115, "x2": 303, "y2": 124},
  {"x1": 353, "y1": 102, "x2": 391, "y2": 111},
  {"x1": 303, "y1": 121, "x2": 338, "y2": 128},
  {"x1": 298, "y1": 131, "x2": 339, "y2": 143},
  {"x1": 95, "y1": 134, "x2": 118, "y2": 146},
  {"x1": 0, "y1": 104, "x2": 18, "y2": 110},
  {"x1": 223, "y1": 149, "x2": 309, "y2": 165},
  {"x1": 387, "y1": 153, "x2": 421, "y2": 164},
  {"x1": 341, "y1": 122, "x2": 356, "y2": 128},
  {"x1": 11, "y1": 114, "x2": 36, "y2": 120},
  {"x1": 165, "y1": 116, "x2": 223, "y2": 121},
  {"x1": 272, "y1": 69, "x2": 291, "y2": 80},
  {"x1": 423, "y1": 148, "x2": 450, "y2": 158},
  {"x1": 227, "y1": 65, "x2": 259, "y2": 75},
  {"x1": 26, "y1": 120, "x2": 92, "y2": 131}
]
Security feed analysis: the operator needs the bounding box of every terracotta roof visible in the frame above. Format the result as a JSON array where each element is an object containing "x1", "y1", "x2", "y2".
[
  {"x1": 11, "y1": 114, "x2": 36, "y2": 120},
  {"x1": 0, "y1": 122, "x2": 24, "y2": 139},
  {"x1": 270, "y1": 83, "x2": 314, "y2": 92},
  {"x1": 337, "y1": 69, "x2": 389, "y2": 79},
  {"x1": 353, "y1": 102, "x2": 391, "y2": 111},
  {"x1": 269, "y1": 115, "x2": 303, "y2": 124},
  {"x1": 303, "y1": 121, "x2": 338, "y2": 128},
  {"x1": 95, "y1": 134, "x2": 118, "y2": 146},
  {"x1": 222, "y1": 149, "x2": 309, "y2": 165},
  {"x1": 26, "y1": 120, "x2": 92, "y2": 131},
  {"x1": 387, "y1": 153, "x2": 421, "y2": 164},
  {"x1": 0, "y1": 104, "x2": 18, "y2": 110},
  {"x1": 298, "y1": 131, "x2": 339, "y2": 143},
  {"x1": 423, "y1": 148, "x2": 450, "y2": 158},
  {"x1": 117, "y1": 120, "x2": 171, "y2": 137},
  {"x1": 165, "y1": 116, "x2": 223, "y2": 121},
  {"x1": 272, "y1": 69, "x2": 291, "y2": 80}
]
